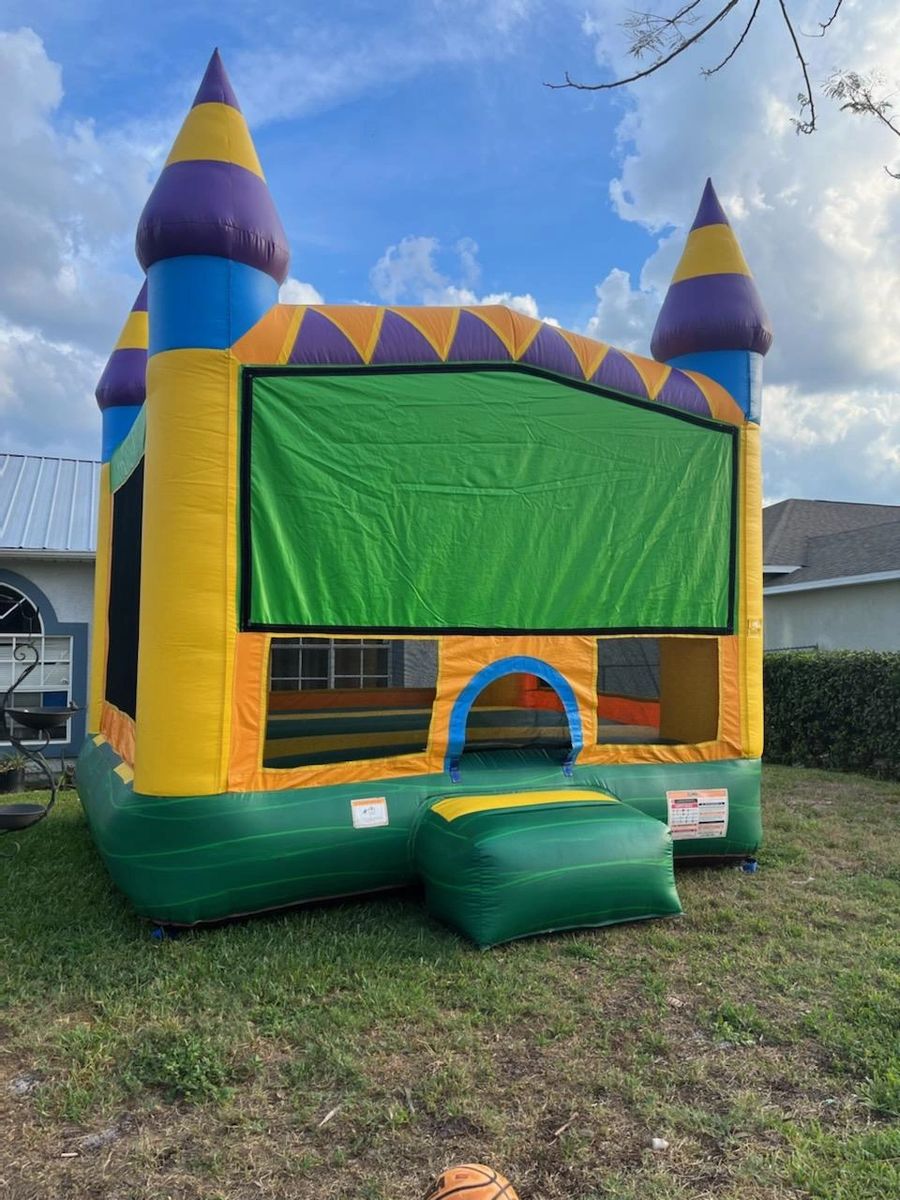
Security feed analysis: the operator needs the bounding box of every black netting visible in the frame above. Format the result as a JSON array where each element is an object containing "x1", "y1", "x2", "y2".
[{"x1": 105, "y1": 461, "x2": 143, "y2": 718}]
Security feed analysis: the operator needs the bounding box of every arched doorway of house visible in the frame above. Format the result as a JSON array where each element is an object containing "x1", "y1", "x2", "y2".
[{"x1": 0, "y1": 579, "x2": 74, "y2": 748}]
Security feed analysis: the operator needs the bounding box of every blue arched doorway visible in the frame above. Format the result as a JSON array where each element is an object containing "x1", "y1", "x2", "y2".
[{"x1": 445, "y1": 655, "x2": 583, "y2": 782}]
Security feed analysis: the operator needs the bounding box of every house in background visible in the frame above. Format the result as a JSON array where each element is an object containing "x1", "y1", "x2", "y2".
[
  {"x1": 0, "y1": 454, "x2": 98, "y2": 756},
  {"x1": 763, "y1": 499, "x2": 900, "y2": 652}
]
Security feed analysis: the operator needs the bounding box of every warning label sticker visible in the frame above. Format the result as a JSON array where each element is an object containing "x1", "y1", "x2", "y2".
[
  {"x1": 666, "y1": 789, "x2": 729, "y2": 839},
  {"x1": 350, "y1": 797, "x2": 389, "y2": 829}
]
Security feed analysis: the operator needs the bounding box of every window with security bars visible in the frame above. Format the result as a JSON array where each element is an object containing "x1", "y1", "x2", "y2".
[
  {"x1": 0, "y1": 584, "x2": 40, "y2": 635},
  {"x1": 270, "y1": 638, "x2": 392, "y2": 691},
  {"x1": 264, "y1": 637, "x2": 438, "y2": 770},
  {"x1": 0, "y1": 634, "x2": 73, "y2": 743}
]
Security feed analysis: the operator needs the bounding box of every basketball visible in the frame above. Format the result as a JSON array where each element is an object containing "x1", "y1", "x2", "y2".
[{"x1": 422, "y1": 1163, "x2": 519, "y2": 1199}]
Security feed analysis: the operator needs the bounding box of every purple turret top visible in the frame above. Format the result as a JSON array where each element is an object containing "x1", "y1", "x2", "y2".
[
  {"x1": 135, "y1": 50, "x2": 289, "y2": 283},
  {"x1": 651, "y1": 178, "x2": 772, "y2": 362}
]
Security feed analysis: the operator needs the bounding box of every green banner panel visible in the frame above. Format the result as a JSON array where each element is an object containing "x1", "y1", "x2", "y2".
[{"x1": 242, "y1": 367, "x2": 736, "y2": 632}]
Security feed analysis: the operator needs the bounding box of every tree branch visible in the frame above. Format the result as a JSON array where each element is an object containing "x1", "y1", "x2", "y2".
[
  {"x1": 548, "y1": 0, "x2": 896, "y2": 176},
  {"x1": 825, "y1": 69, "x2": 900, "y2": 175},
  {"x1": 810, "y1": 1, "x2": 845, "y2": 37},
  {"x1": 625, "y1": 1, "x2": 706, "y2": 60},
  {"x1": 777, "y1": 0, "x2": 817, "y2": 133},
  {"x1": 545, "y1": 1, "x2": 741, "y2": 92},
  {"x1": 702, "y1": 0, "x2": 762, "y2": 76}
]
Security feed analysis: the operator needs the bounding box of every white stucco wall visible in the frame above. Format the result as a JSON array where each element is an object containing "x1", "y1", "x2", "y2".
[
  {"x1": 1, "y1": 557, "x2": 95, "y2": 626},
  {"x1": 764, "y1": 578, "x2": 900, "y2": 651}
]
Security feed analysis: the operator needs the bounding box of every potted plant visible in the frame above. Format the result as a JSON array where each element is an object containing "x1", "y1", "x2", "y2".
[{"x1": 0, "y1": 752, "x2": 27, "y2": 794}]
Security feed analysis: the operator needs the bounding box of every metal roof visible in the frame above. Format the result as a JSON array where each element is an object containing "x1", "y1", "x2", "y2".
[{"x1": 0, "y1": 455, "x2": 100, "y2": 555}]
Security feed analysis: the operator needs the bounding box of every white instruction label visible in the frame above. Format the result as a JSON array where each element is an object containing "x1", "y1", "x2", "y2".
[
  {"x1": 666, "y1": 789, "x2": 728, "y2": 839},
  {"x1": 350, "y1": 797, "x2": 389, "y2": 829}
]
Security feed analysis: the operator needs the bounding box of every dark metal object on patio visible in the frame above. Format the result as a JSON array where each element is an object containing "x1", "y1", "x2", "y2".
[
  {"x1": 0, "y1": 803, "x2": 47, "y2": 831},
  {"x1": 0, "y1": 641, "x2": 77, "y2": 836}
]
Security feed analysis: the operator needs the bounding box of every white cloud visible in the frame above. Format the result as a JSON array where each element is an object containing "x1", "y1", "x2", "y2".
[
  {"x1": 369, "y1": 235, "x2": 553, "y2": 320},
  {"x1": 370, "y1": 237, "x2": 448, "y2": 305},
  {"x1": 0, "y1": 28, "x2": 160, "y2": 460},
  {"x1": 432, "y1": 0, "x2": 537, "y2": 36},
  {"x1": 234, "y1": 1, "x2": 537, "y2": 126},
  {"x1": 764, "y1": 384, "x2": 900, "y2": 505},
  {"x1": 0, "y1": 27, "x2": 159, "y2": 458},
  {"x1": 0, "y1": 28, "x2": 154, "y2": 352},
  {"x1": 0, "y1": 321, "x2": 102, "y2": 458},
  {"x1": 584, "y1": 267, "x2": 661, "y2": 352},
  {"x1": 577, "y1": 0, "x2": 900, "y2": 502},
  {"x1": 279, "y1": 277, "x2": 324, "y2": 305}
]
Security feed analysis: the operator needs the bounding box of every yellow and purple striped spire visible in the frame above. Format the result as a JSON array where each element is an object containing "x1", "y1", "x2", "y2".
[
  {"x1": 95, "y1": 281, "x2": 148, "y2": 412},
  {"x1": 651, "y1": 179, "x2": 772, "y2": 362},
  {"x1": 135, "y1": 49, "x2": 289, "y2": 283}
]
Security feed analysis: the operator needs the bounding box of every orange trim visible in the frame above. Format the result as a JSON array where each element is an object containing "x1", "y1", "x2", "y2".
[
  {"x1": 683, "y1": 370, "x2": 745, "y2": 425},
  {"x1": 622, "y1": 354, "x2": 671, "y2": 400},
  {"x1": 464, "y1": 306, "x2": 515, "y2": 356},
  {"x1": 268, "y1": 687, "x2": 437, "y2": 712},
  {"x1": 228, "y1": 627, "x2": 747, "y2": 788},
  {"x1": 598, "y1": 695, "x2": 660, "y2": 726},
  {"x1": 387, "y1": 307, "x2": 460, "y2": 360},
  {"x1": 228, "y1": 632, "x2": 270, "y2": 789},
  {"x1": 556, "y1": 328, "x2": 610, "y2": 381},
  {"x1": 319, "y1": 306, "x2": 385, "y2": 363},
  {"x1": 232, "y1": 304, "x2": 299, "y2": 364},
  {"x1": 431, "y1": 634, "x2": 598, "y2": 769},
  {"x1": 232, "y1": 305, "x2": 745, "y2": 430},
  {"x1": 578, "y1": 634, "x2": 743, "y2": 766},
  {"x1": 228, "y1": 633, "x2": 605, "y2": 792},
  {"x1": 506, "y1": 308, "x2": 544, "y2": 358},
  {"x1": 465, "y1": 306, "x2": 543, "y2": 359},
  {"x1": 99, "y1": 701, "x2": 136, "y2": 767}
]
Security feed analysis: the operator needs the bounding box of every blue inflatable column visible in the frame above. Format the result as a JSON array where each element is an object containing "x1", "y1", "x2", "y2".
[{"x1": 130, "y1": 48, "x2": 292, "y2": 798}]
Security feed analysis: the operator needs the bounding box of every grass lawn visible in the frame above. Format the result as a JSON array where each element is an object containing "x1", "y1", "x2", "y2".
[{"x1": 1, "y1": 765, "x2": 898, "y2": 1200}]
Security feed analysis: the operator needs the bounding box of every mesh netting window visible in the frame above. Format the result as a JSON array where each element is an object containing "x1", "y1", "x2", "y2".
[
  {"x1": 264, "y1": 638, "x2": 438, "y2": 768},
  {"x1": 597, "y1": 637, "x2": 719, "y2": 746},
  {"x1": 105, "y1": 461, "x2": 143, "y2": 719},
  {"x1": 461, "y1": 672, "x2": 572, "y2": 758}
]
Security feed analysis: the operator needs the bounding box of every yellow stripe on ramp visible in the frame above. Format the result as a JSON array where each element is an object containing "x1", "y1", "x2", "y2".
[{"x1": 432, "y1": 788, "x2": 617, "y2": 822}]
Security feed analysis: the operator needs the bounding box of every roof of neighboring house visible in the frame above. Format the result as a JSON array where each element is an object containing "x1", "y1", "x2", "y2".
[
  {"x1": 0, "y1": 455, "x2": 100, "y2": 556},
  {"x1": 764, "y1": 499, "x2": 900, "y2": 590}
]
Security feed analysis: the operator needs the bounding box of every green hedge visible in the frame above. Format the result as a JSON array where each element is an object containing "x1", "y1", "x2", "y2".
[{"x1": 764, "y1": 651, "x2": 900, "y2": 780}]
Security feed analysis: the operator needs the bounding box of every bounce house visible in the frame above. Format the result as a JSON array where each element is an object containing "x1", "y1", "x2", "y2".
[{"x1": 79, "y1": 51, "x2": 770, "y2": 945}]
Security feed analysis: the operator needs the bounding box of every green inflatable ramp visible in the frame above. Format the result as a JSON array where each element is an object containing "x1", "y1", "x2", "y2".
[{"x1": 414, "y1": 789, "x2": 682, "y2": 947}]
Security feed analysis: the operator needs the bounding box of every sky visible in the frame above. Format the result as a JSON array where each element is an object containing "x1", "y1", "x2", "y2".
[{"x1": 0, "y1": 0, "x2": 897, "y2": 503}]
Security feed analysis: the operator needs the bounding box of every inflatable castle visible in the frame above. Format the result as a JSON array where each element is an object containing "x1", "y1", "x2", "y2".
[{"x1": 79, "y1": 51, "x2": 770, "y2": 944}]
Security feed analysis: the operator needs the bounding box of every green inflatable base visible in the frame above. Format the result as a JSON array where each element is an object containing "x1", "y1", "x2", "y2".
[
  {"x1": 415, "y1": 790, "x2": 682, "y2": 946},
  {"x1": 76, "y1": 738, "x2": 761, "y2": 930}
]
